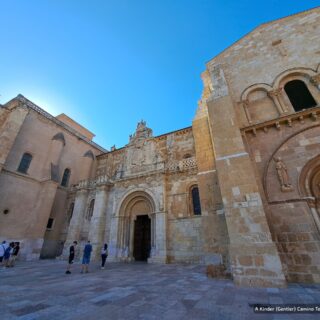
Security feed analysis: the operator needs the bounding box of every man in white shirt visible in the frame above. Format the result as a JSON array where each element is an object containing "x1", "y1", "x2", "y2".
[{"x1": 0, "y1": 241, "x2": 8, "y2": 265}]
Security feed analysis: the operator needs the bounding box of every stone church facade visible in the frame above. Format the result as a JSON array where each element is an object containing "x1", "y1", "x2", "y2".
[{"x1": 1, "y1": 8, "x2": 320, "y2": 287}]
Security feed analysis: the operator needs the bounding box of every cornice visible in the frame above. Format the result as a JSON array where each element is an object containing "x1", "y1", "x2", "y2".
[{"x1": 241, "y1": 106, "x2": 320, "y2": 136}]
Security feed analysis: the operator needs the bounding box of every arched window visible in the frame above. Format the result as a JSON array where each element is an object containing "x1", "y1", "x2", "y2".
[
  {"x1": 284, "y1": 80, "x2": 317, "y2": 112},
  {"x1": 17, "y1": 153, "x2": 32, "y2": 174},
  {"x1": 61, "y1": 168, "x2": 71, "y2": 187},
  {"x1": 191, "y1": 186, "x2": 202, "y2": 215},
  {"x1": 68, "y1": 202, "x2": 74, "y2": 223},
  {"x1": 86, "y1": 199, "x2": 95, "y2": 220}
]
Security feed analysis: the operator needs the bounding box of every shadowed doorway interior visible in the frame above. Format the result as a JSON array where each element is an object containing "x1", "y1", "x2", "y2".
[{"x1": 133, "y1": 215, "x2": 151, "y2": 261}]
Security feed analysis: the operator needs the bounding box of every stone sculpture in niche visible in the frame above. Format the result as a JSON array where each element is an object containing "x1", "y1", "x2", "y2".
[{"x1": 274, "y1": 157, "x2": 293, "y2": 192}]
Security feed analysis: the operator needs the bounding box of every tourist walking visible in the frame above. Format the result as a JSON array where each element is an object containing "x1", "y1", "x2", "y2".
[
  {"x1": 0, "y1": 241, "x2": 8, "y2": 266},
  {"x1": 81, "y1": 240, "x2": 92, "y2": 273},
  {"x1": 66, "y1": 241, "x2": 77, "y2": 274},
  {"x1": 8, "y1": 242, "x2": 20, "y2": 267},
  {"x1": 101, "y1": 243, "x2": 108, "y2": 269},
  {"x1": 3, "y1": 242, "x2": 14, "y2": 268}
]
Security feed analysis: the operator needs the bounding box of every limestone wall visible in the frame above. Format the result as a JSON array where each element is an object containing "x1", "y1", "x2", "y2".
[
  {"x1": 243, "y1": 111, "x2": 320, "y2": 282},
  {"x1": 205, "y1": 7, "x2": 320, "y2": 127},
  {"x1": 0, "y1": 98, "x2": 103, "y2": 260}
]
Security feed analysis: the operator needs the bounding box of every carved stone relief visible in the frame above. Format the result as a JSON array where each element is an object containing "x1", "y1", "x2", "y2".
[{"x1": 274, "y1": 157, "x2": 293, "y2": 192}]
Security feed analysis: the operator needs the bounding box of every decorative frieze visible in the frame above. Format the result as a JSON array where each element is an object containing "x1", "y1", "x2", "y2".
[
  {"x1": 166, "y1": 157, "x2": 197, "y2": 172},
  {"x1": 242, "y1": 106, "x2": 320, "y2": 137}
]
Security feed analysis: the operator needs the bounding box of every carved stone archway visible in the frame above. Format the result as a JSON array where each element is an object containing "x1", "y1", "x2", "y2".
[
  {"x1": 299, "y1": 155, "x2": 320, "y2": 233},
  {"x1": 108, "y1": 190, "x2": 167, "y2": 263}
]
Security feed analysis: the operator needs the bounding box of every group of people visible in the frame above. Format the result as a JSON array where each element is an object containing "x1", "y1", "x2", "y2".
[
  {"x1": 0, "y1": 241, "x2": 20, "y2": 268},
  {"x1": 66, "y1": 240, "x2": 108, "y2": 274},
  {"x1": 1, "y1": 239, "x2": 107, "y2": 273}
]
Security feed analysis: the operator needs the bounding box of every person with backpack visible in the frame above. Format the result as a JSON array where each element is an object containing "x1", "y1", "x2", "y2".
[
  {"x1": 101, "y1": 243, "x2": 108, "y2": 269},
  {"x1": 8, "y1": 242, "x2": 20, "y2": 267}
]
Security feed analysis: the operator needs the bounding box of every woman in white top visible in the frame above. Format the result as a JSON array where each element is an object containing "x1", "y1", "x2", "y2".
[{"x1": 101, "y1": 243, "x2": 108, "y2": 269}]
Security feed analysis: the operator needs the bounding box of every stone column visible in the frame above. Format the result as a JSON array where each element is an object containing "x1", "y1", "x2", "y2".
[
  {"x1": 206, "y1": 64, "x2": 286, "y2": 287},
  {"x1": 268, "y1": 89, "x2": 287, "y2": 114},
  {"x1": 87, "y1": 185, "x2": 109, "y2": 261},
  {"x1": 242, "y1": 100, "x2": 253, "y2": 124},
  {"x1": 148, "y1": 211, "x2": 167, "y2": 263},
  {"x1": 64, "y1": 188, "x2": 89, "y2": 258},
  {"x1": 108, "y1": 215, "x2": 120, "y2": 262}
]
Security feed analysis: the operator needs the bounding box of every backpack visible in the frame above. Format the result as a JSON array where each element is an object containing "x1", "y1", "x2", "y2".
[
  {"x1": 101, "y1": 248, "x2": 108, "y2": 255},
  {"x1": 4, "y1": 246, "x2": 11, "y2": 259}
]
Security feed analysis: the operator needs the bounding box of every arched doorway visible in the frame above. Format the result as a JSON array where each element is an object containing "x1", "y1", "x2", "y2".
[
  {"x1": 133, "y1": 215, "x2": 151, "y2": 261},
  {"x1": 116, "y1": 191, "x2": 155, "y2": 262},
  {"x1": 299, "y1": 155, "x2": 320, "y2": 233}
]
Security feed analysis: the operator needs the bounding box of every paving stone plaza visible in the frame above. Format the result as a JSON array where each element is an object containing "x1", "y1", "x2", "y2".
[{"x1": 0, "y1": 260, "x2": 320, "y2": 320}]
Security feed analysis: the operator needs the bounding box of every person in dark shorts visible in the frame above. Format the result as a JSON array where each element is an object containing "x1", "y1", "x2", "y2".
[
  {"x1": 66, "y1": 241, "x2": 77, "y2": 274},
  {"x1": 8, "y1": 242, "x2": 20, "y2": 267},
  {"x1": 101, "y1": 243, "x2": 108, "y2": 269},
  {"x1": 81, "y1": 240, "x2": 92, "y2": 274}
]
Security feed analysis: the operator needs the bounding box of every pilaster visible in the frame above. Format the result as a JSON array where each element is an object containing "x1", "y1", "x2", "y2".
[
  {"x1": 148, "y1": 211, "x2": 167, "y2": 263},
  {"x1": 205, "y1": 64, "x2": 286, "y2": 287},
  {"x1": 64, "y1": 188, "x2": 89, "y2": 256},
  {"x1": 87, "y1": 185, "x2": 110, "y2": 260}
]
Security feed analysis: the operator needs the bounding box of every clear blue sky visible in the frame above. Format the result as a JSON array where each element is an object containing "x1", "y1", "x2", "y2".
[{"x1": 0, "y1": 1, "x2": 318, "y2": 149}]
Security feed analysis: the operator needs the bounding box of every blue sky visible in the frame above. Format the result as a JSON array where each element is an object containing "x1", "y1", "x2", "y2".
[{"x1": 0, "y1": 1, "x2": 318, "y2": 149}]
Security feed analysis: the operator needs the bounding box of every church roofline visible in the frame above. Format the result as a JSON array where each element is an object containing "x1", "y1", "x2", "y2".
[
  {"x1": 13, "y1": 94, "x2": 107, "y2": 153},
  {"x1": 154, "y1": 126, "x2": 192, "y2": 140},
  {"x1": 97, "y1": 125, "x2": 193, "y2": 158},
  {"x1": 206, "y1": 6, "x2": 320, "y2": 66},
  {"x1": 56, "y1": 113, "x2": 96, "y2": 138}
]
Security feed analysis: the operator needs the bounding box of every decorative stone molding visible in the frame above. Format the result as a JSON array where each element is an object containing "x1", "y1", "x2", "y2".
[
  {"x1": 74, "y1": 175, "x2": 112, "y2": 190},
  {"x1": 310, "y1": 74, "x2": 320, "y2": 89},
  {"x1": 128, "y1": 120, "x2": 153, "y2": 145},
  {"x1": 166, "y1": 157, "x2": 197, "y2": 172},
  {"x1": 242, "y1": 99, "x2": 252, "y2": 124},
  {"x1": 267, "y1": 88, "x2": 287, "y2": 113},
  {"x1": 241, "y1": 106, "x2": 320, "y2": 137}
]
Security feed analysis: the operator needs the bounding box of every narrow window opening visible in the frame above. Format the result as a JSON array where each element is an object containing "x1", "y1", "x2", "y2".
[
  {"x1": 284, "y1": 80, "x2": 317, "y2": 112},
  {"x1": 17, "y1": 153, "x2": 32, "y2": 174},
  {"x1": 46, "y1": 218, "x2": 54, "y2": 230},
  {"x1": 61, "y1": 168, "x2": 71, "y2": 187},
  {"x1": 191, "y1": 186, "x2": 202, "y2": 215}
]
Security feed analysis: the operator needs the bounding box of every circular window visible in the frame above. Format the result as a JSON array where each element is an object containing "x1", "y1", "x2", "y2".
[{"x1": 3, "y1": 209, "x2": 10, "y2": 215}]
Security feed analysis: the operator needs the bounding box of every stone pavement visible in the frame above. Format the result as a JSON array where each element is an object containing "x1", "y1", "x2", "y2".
[{"x1": 0, "y1": 260, "x2": 320, "y2": 320}]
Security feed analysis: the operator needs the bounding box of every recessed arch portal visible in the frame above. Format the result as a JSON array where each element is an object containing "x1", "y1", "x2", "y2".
[
  {"x1": 299, "y1": 155, "x2": 320, "y2": 233},
  {"x1": 116, "y1": 190, "x2": 156, "y2": 262}
]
